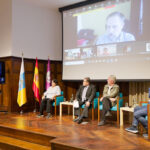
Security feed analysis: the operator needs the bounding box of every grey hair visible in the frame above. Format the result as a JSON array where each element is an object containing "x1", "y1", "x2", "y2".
[
  {"x1": 106, "y1": 11, "x2": 125, "y2": 24},
  {"x1": 109, "y1": 75, "x2": 116, "y2": 83}
]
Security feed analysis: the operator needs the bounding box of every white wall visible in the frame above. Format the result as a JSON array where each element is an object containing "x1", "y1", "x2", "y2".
[
  {"x1": 0, "y1": 0, "x2": 12, "y2": 57},
  {"x1": 12, "y1": 0, "x2": 62, "y2": 60}
]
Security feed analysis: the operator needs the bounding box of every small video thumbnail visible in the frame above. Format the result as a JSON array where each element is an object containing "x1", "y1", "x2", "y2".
[
  {"x1": 97, "y1": 44, "x2": 117, "y2": 57},
  {"x1": 81, "y1": 47, "x2": 95, "y2": 59},
  {"x1": 64, "y1": 48, "x2": 81, "y2": 60}
]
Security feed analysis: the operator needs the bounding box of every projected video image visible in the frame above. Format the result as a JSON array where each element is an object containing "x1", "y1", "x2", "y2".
[
  {"x1": 63, "y1": 0, "x2": 150, "y2": 80},
  {"x1": 77, "y1": 0, "x2": 135, "y2": 46}
]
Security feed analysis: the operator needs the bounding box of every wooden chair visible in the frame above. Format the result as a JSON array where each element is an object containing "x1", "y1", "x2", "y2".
[
  {"x1": 52, "y1": 91, "x2": 64, "y2": 116},
  {"x1": 81, "y1": 92, "x2": 100, "y2": 121},
  {"x1": 98, "y1": 93, "x2": 123, "y2": 125},
  {"x1": 139, "y1": 101, "x2": 150, "y2": 139}
]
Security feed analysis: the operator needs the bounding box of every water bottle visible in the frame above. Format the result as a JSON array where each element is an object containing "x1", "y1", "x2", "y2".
[
  {"x1": 70, "y1": 94, "x2": 74, "y2": 102},
  {"x1": 149, "y1": 88, "x2": 150, "y2": 99},
  {"x1": 132, "y1": 97, "x2": 136, "y2": 107}
]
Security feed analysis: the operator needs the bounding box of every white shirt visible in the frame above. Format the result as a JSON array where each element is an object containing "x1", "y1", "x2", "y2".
[
  {"x1": 82, "y1": 86, "x2": 89, "y2": 102},
  {"x1": 107, "y1": 86, "x2": 113, "y2": 95},
  {"x1": 44, "y1": 86, "x2": 61, "y2": 99}
]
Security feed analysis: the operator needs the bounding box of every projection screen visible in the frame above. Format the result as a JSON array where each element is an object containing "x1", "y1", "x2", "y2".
[{"x1": 62, "y1": 0, "x2": 150, "y2": 80}]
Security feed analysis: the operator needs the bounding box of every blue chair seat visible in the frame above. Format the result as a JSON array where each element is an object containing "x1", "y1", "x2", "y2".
[
  {"x1": 81, "y1": 98, "x2": 99, "y2": 109},
  {"x1": 81, "y1": 104, "x2": 92, "y2": 109},
  {"x1": 52, "y1": 95, "x2": 64, "y2": 106},
  {"x1": 146, "y1": 116, "x2": 148, "y2": 120},
  {"x1": 81, "y1": 92, "x2": 100, "y2": 109},
  {"x1": 99, "y1": 93, "x2": 123, "y2": 111},
  {"x1": 52, "y1": 91, "x2": 64, "y2": 116},
  {"x1": 99, "y1": 104, "x2": 121, "y2": 111},
  {"x1": 141, "y1": 103, "x2": 148, "y2": 120}
]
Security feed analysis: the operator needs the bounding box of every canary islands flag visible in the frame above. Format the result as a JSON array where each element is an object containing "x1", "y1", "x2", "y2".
[{"x1": 17, "y1": 56, "x2": 27, "y2": 107}]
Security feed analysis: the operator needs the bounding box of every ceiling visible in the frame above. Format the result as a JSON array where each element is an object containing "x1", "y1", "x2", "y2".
[{"x1": 29, "y1": 0, "x2": 87, "y2": 10}]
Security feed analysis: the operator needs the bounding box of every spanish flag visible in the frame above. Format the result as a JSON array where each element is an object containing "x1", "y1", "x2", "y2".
[
  {"x1": 32, "y1": 58, "x2": 41, "y2": 104},
  {"x1": 17, "y1": 56, "x2": 27, "y2": 107}
]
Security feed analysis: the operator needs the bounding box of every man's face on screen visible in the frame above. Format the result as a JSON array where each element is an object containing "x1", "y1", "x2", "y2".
[{"x1": 106, "y1": 15, "x2": 124, "y2": 39}]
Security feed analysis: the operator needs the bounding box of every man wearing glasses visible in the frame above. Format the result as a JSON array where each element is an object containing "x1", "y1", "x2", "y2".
[{"x1": 73, "y1": 77, "x2": 96, "y2": 124}]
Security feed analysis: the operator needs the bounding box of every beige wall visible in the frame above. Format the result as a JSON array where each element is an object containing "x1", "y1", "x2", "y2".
[
  {"x1": 0, "y1": 0, "x2": 12, "y2": 57},
  {"x1": 12, "y1": 0, "x2": 62, "y2": 60},
  {"x1": 0, "y1": 0, "x2": 62, "y2": 60}
]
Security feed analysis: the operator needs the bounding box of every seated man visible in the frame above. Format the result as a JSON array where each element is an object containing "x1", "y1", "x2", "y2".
[
  {"x1": 125, "y1": 105, "x2": 148, "y2": 138},
  {"x1": 73, "y1": 77, "x2": 96, "y2": 124},
  {"x1": 98, "y1": 75, "x2": 119, "y2": 126},
  {"x1": 37, "y1": 79, "x2": 61, "y2": 118}
]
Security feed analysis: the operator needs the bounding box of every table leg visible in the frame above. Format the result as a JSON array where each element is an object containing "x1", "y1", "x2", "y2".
[
  {"x1": 60, "y1": 104, "x2": 62, "y2": 117},
  {"x1": 68, "y1": 105, "x2": 70, "y2": 115},
  {"x1": 120, "y1": 109, "x2": 123, "y2": 126},
  {"x1": 73, "y1": 106, "x2": 75, "y2": 119}
]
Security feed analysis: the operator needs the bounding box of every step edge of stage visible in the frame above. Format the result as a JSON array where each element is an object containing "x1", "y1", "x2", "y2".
[
  {"x1": 0, "y1": 135, "x2": 50, "y2": 150},
  {"x1": 0, "y1": 124, "x2": 55, "y2": 147}
]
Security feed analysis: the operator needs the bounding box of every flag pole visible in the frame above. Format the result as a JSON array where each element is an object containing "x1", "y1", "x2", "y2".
[
  {"x1": 20, "y1": 52, "x2": 24, "y2": 115},
  {"x1": 33, "y1": 57, "x2": 37, "y2": 113},
  {"x1": 33, "y1": 100, "x2": 37, "y2": 113},
  {"x1": 32, "y1": 57, "x2": 41, "y2": 113}
]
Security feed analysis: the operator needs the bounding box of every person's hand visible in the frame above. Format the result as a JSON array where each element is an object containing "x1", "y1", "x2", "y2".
[
  {"x1": 100, "y1": 97, "x2": 103, "y2": 101},
  {"x1": 52, "y1": 96, "x2": 55, "y2": 100},
  {"x1": 42, "y1": 95, "x2": 45, "y2": 100},
  {"x1": 110, "y1": 98, "x2": 116, "y2": 102},
  {"x1": 86, "y1": 101, "x2": 90, "y2": 107}
]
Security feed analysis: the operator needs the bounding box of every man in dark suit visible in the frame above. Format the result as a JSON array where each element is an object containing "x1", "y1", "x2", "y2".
[{"x1": 73, "y1": 77, "x2": 96, "y2": 124}]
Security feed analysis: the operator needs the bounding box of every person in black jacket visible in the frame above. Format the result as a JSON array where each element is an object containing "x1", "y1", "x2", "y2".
[{"x1": 73, "y1": 77, "x2": 96, "y2": 124}]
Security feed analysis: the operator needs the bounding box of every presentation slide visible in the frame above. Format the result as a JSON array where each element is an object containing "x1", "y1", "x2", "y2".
[{"x1": 63, "y1": 0, "x2": 150, "y2": 80}]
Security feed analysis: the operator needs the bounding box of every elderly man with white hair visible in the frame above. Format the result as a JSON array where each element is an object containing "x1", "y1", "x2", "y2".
[{"x1": 98, "y1": 75, "x2": 119, "y2": 126}]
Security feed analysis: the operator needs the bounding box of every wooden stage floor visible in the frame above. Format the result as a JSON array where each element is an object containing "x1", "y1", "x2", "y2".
[{"x1": 0, "y1": 112, "x2": 149, "y2": 150}]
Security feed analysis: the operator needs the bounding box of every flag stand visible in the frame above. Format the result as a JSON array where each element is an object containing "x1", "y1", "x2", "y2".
[
  {"x1": 33, "y1": 100, "x2": 37, "y2": 113},
  {"x1": 17, "y1": 53, "x2": 27, "y2": 115},
  {"x1": 20, "y1": 109, "x2": 23, "y2": 115}
]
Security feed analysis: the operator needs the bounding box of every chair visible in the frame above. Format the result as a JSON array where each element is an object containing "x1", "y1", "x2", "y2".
[
  {"x1": 98, "y1": 93, "x2": 123, "y2": 125},
  {"x1": 52, "y1": 91, "x2": 64, "y2": 116},
  {"x1": 139, "y1": 101, "x2": 150, "y2": 139},
  {"x1": 81, "y1": 92, "x2": 100, "y2": 121}
]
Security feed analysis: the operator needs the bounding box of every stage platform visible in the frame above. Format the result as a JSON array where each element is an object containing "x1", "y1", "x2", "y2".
[{"x1": 0, "y1": 113, "x2": 149, "y2": 150}]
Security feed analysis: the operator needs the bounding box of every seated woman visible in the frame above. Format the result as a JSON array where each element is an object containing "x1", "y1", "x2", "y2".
[{"x1": 37, "y1": 79, "x2": 61, "y2": 118}]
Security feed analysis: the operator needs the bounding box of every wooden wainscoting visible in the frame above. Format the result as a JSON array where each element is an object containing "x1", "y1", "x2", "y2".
[
  {"x1": 0, "y1": 56, "x2": 63, "y2": 112},
  {"x1": 0, "y1": 56, "x2": 130, "y2": 116}
]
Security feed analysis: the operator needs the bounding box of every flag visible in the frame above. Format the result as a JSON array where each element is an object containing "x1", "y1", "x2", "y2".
[
  {"x1": 17, "y1": 56, "x2": 27, "y2": 107},
  {"x1": 32, "y1": 58, "x2": 41, "y2": 104},
  {"x1": 46, "y1": 58, "x2": 51, "y2": 90}
]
